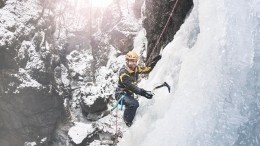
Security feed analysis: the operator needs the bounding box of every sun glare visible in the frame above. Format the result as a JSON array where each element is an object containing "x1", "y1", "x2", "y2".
[{"x1": 91, "y1": 0, "x2": 113, "y2": 8}]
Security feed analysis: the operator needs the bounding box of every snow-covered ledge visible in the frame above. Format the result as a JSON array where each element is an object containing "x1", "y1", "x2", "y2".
[{"x1": 68, "y1": 122, "x2": 96, "y2": 144}]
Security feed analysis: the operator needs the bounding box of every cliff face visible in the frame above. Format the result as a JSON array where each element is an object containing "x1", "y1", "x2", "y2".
[
  {"x1": 0, "y1": 0, "x2": 194, "y2": 145},
  {"x1": 143, "y1": 0, "x2": 193, "y2": 65},
  {"x1": 0, "y1": 0, "x2": 64, "y2": 145}
]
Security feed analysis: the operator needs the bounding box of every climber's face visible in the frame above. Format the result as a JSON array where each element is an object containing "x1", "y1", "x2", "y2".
[{"x1": 127, "y1": 60, "x2": 137, "y2": 70}]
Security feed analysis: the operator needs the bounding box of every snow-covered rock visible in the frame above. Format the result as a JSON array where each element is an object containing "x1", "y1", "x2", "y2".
[
  {"x1": 67, "y1": 50, "x2": 94, "y2": 81},
  {"x1": 68, "y1": 122, "x2": 97, "y2": 145},
  {"x1": 0, "y1": 0, "x2": 64, "y2": 145},
  {"x1": 80, "y1": 94, "x2": 108, "y2": 115}
]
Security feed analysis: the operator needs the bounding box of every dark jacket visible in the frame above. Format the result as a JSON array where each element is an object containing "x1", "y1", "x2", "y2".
[{"x1": 116, "y1": 65, "x2": 151, "y2": 98}]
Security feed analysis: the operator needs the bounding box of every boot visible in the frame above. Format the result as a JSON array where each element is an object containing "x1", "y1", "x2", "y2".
[{"x1": 123, "y1": 117, "x2": 132, "y2": 127}]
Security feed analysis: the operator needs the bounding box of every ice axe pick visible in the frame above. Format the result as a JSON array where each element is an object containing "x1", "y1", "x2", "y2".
[{"x1": 152, "y1": 82, "x2": 171, "y2": 93}]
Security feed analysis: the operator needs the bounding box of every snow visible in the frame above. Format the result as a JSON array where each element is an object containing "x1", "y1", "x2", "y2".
[
  {"x1": 108, "y1": 0, "x2": 140, "y2": 33},
  {"x1": 25, "y1": 44, "x2": 45, "y2": 71},
  {"x1": 68, "y1": 122, "x2": 96, "y2": 144},
  {"x1": 133, "y1": 28, "x2": 147, "y2": 60},
  {"x1": 89, "y1": 140, "x2": 101, "y2": 146},
  {"x1": 83, "y1": 95, "x2": 99, "y2": 106},
  {"x1": 106, "y1": 47, "x2": 125, "y2": 73},
  {"x1": 0, "y1": 27, "x2": 15, "y2": 46},
  {"x1": 16, "y1": 68, "x2": 42, "y2": 91},
  {"x1": 119, "y1": 0, "x2": 260, "y2": 145},
  {"x1": 0, "y1": 9, "x2": 16, "y2": 28},
  {"x1": 0, "y1": 0, "x2": 42, "y2": 34},
  {"x1": 24, "y1": 141, "x2": 36, "y2": 146},
  {"x1": 40, "y1": 137, "x2": 47, "y2": 143},
  {"x1": 60, "y1": 64, "x2": 70, "y2": 87},
  {"x1": 67, "y1": 50, "x2": 94, "y2": 76}
]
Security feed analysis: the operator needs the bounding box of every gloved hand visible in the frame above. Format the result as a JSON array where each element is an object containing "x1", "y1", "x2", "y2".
[
  {"x1": 139, "y1": 88, "x2": 153, "y2": 99},
  {"x1": 144, "y1": 91, "x2": 153, "y2": 99},
  {"x1": 150, "y1": 55, "x2": 162, "y2": 68}
]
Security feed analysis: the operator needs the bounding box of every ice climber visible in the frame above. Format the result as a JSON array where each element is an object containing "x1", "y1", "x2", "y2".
[{"x1": 115, "y1": 50, "x2": 161, "y2": 127}]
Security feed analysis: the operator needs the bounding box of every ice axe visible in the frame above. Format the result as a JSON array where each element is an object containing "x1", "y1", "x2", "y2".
[{"x1": 151, "y1": 82, "x2": 171, "y2": 93}]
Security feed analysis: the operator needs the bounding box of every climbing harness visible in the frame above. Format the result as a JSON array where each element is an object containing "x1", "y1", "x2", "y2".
[{"x1": 111, "y1": 94, "x2": 126, "y2": 112}]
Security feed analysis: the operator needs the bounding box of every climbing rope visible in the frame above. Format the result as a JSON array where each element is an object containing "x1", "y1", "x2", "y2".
[
  {"x1": 147, "y1": 0, "x2": 180, "y2": 64},
  {"x1": 114, "y1": 108, "x2": 119, "y2": 146},
  {"x1": 112, "y1": 94, "x2": 125, "y2": 145}
]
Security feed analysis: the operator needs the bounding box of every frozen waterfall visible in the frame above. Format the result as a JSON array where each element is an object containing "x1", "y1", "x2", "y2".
[{"x1": 120, "y1": 0, "x2": 260, "y2": 145}]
